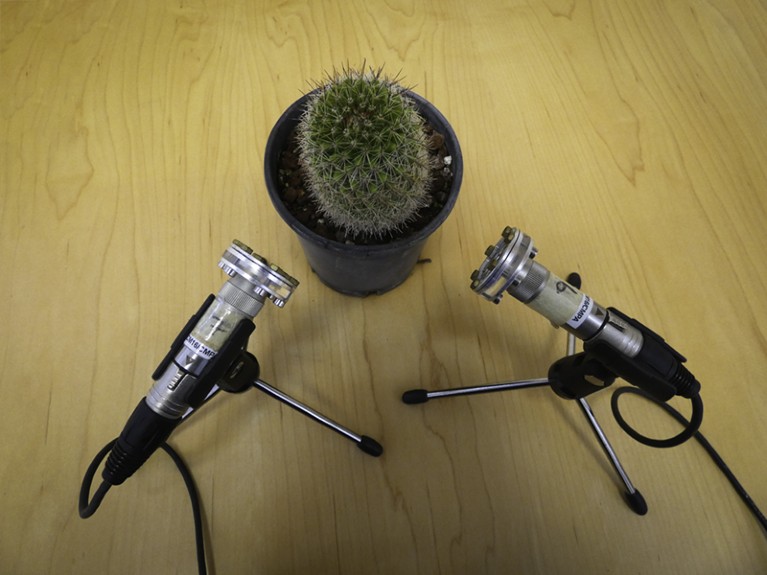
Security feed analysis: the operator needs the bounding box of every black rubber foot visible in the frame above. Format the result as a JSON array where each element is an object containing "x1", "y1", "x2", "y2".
[
  {"x1": 358, "y1": 435, "x2": 384, "y2": 457},
  {"x1": 625, "y1": 489, "x2": 648, "y2": 515},
  {"x1": 402, "y1": 389, "x2": 429, "y2": 404}
]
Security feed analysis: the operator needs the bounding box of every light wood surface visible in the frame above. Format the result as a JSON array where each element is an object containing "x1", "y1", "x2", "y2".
[{"x1": 2, "y1": 1, "x2": 766, "y2": 573}]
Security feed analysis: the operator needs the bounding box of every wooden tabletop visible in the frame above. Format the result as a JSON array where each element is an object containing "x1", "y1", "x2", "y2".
[{"x1": 2, "y1": 1, "x2": 766, "y2": 573}]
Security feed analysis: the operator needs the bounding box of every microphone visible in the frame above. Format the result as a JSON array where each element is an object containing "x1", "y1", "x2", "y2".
[
  {"x1": 470, "y1": 227, "x2": 700, "y2": 403},
  {"x1": 102, "y1": 241, "x2": 299, "y2": 487}
]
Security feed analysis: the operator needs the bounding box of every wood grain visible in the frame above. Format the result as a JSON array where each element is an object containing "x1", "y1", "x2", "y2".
[{"x1": 2, "y1": 1, "x2": 766, "y2": 573}]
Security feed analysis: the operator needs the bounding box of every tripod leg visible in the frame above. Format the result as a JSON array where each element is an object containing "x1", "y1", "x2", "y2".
[
  {"x1": 564, "y1": 331, "x2": 647, "y2": 514},
  {"x1": 181, "y1": 385, "x2": 222, "y2": 421},
  {"x1": 253, "y1": 379, "x2": 383, "y2": 457},
  {"x1": 402, "y1": 378, "x2": 549, "y2": 404},
  {"x1": 576, "y1": 397, "x2": 647, "y2": 515}
]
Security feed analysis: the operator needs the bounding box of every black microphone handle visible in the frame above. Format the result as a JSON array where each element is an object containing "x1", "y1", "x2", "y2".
[{"x1": 102, "y1": 400, "x2": 181, "y2": 486}]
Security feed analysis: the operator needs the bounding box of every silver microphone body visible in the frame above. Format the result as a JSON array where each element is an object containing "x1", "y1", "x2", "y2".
[
  {"x1": 146, "y1": 240, "x2": 299, "y2": 419},
  {"x1": 470, "y1": 227, "x2": 643, "y2": 358}
]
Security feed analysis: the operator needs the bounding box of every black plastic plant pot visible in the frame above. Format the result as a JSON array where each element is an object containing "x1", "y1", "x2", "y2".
[{"x1": 264, "y1": 90, "x2": 463, "y2": 296}]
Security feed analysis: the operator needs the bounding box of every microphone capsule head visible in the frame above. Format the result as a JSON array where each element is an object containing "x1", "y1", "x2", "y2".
[
  {"x1": 220, "y1": 240, "x2": 299, "y2": 308},
  {"x1": 470, "y1": 227, "x2": 539, "y2": 303}
]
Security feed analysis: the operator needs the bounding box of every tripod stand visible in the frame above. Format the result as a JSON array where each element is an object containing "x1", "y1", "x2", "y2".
[
  {"x1": 183, "y1": 348, "x2": 383, "y2": 457},
  {"x1": 402, "y1": 296, "x2": 647, "y2": 515}
]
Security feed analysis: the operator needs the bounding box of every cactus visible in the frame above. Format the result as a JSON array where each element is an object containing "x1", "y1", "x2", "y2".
[{"x1": 296, "y1": 66, "x2": 434, "y2": 238}]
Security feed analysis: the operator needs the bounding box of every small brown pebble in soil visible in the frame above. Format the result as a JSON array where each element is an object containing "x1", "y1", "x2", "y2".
[
  {"x1": 428, "y1": 132, "x2": 444, "y2": 151},
  {"x1": 284, "y1": 187, "x2": 299, "y2": 203}
]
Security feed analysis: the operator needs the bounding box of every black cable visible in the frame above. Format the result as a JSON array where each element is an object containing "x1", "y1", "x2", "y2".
[
  {"x1": 611, "y1": 389, "x2": 703, "y2": 448},
  {"x1": 159, "y1": 443, "x2": 208, "y2": 575},
  {"x1": 79, "y1": 439, "x2": 116, "y2": 519},
  {"x1": 611, "y1": 386, "x2": 767, "y2": 534},
  {"x1": 79, "y1": 440, "x2": 208, "y2": 575}
]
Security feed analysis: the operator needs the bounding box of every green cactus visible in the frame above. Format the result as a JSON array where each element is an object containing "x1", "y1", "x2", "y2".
[{"x1": 296, "y1": 66, "x2": 433, "y2": 238}]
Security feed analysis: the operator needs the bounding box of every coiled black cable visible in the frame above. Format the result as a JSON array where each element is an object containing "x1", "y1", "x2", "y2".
[
  {"x1": 79, "y1": 439, "x2": 116, "y2": 519},
  {"x1": 612, "y1": 389, "x2": 704, "y2": 448},
  {"x1": 611, "y1": 386, "x2": 767, "y2": 533},
  {"x1": 79, "y1": 440, "x2": 208, "y2": 575}
]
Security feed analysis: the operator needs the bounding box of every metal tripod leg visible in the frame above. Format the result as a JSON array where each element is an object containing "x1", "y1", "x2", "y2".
[
  {"x1": 402, "y1": 378, "x2": 549, "y2": 404},
  {"x1": 181, "y1": 386, "x2": 221, "y2": 420},
  {"x1": 253, "y1": 379, "x2": 383, "y2": 457},
  {"x1": 576, "y1": 396, "x2": 647, "y2": 514},
  {"x1": 179, "y1": 377, "x2": 383, "y2": 457},
  {"x1": 400, "y1": 328, "x2": 648, "y2": 514},
  {"x1": 566, "y1": 334, "x2": 647, "y2": 515}
]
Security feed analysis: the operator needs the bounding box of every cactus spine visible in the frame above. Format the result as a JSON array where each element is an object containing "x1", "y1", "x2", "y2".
[{"x1": 296, "y1": 66, "x2": 433, "y2": 238}]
